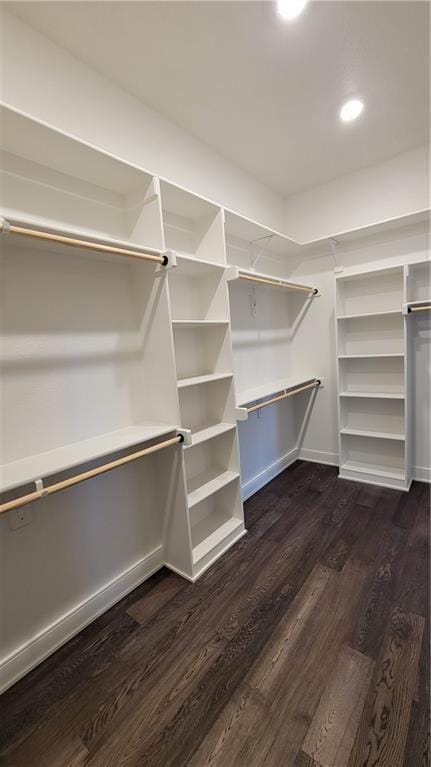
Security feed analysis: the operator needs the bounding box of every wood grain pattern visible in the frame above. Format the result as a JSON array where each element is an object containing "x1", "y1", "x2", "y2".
[
  {"x1": 0, "y1": 462, "x2": 428, "y2": 767},
  {"x1": 302, "y1": 645, "x2": 374, "y2": 766},
  {"x1": 348, "y1": 609, "x2": 424, "y2": 767}
]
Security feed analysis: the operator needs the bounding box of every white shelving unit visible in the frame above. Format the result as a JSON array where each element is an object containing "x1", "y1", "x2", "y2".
[
  {"x1": 0, "y1": 105, "x2": 245, "y2": 587},
  {"x1": 166, "y1": 208, "x2": 245, "y2": 579},
  {"x1": 335, "y1": 264, "x2": 409, "y2": 490}
]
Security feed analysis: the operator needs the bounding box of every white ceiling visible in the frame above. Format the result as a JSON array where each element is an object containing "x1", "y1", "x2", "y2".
[{"x1": 6, "y1": 1, "x2": 430, "y2": 197}]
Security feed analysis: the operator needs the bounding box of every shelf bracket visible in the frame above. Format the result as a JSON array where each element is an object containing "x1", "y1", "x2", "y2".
[
  {"x1": 35, "y1": 478, "x2": 48, "y2": 498},
  {"x1": 161, "y1": 250, "x2": 177, "y2": 270},
  {"x1": 235, "y1": 407, "x2": 249, "y2": 422},
  {"x1": 226, "y1": 266, "x2": 240, "y2": 282},
  {"x1": 0, "y1": 218, "x2": 11, "y2": 236},
  {"x1": 177, "y1": 428, "x2": 192, "y2": 446}
]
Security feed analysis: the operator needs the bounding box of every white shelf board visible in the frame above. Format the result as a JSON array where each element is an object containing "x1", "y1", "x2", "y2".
[
  {"x1": 187, "y1": 469, "x2": 239, "y2": 508},
  {"x1": 186, "y1": 422, "x2": 236, "y2": 448},
  {"x1": 340, "y1": 460, "x2": 405, "y2": 482},
  {"x1": 172, "y1": 320, "x2": 229, "y2": 328},
  {"x1": 340, "y1": 428, "x2": 405, "y2": 442},
  {"x1": 338, "y1": 354, "x2": 404, "y2": 359},
  {"x1": 177, "y1": 372, "x2": 233, "y2": 389},
  {"x1": 339, "y1": 391, "x2": 405, "y2": 400},
  {"x1": 336, "y1": 310, "x2": 402, "y2": 320},
  {"x1": 237, "y1": 376, "x2": 316, "y2": 407},
  {"x1": 0, "y1": 423, "x2": 178, "y2": 494},
  {"x1": 191, "y1": 512, "x2": 244, "y2": 566}
]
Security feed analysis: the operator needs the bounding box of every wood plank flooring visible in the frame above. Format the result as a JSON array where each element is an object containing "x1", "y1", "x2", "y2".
[{"x1": 0, "y1": 461, "x2": 429, "y2": 767}]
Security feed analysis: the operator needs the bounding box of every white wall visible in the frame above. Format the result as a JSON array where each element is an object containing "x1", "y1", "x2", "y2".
[
  {"x1": 0, "y1": 9, "x2": 285, "y2": 233},
  {"x1": 285, "y1": 146, "x2": 430, "y2": 242}
]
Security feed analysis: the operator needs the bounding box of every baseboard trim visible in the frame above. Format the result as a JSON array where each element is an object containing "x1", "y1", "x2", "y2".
[
  {"x1": 413, "y1": 466, "x2": 431, "y2": 483},
  {"x1": 0, "y1": 545, "x2": 164, "y2": 694},
  {"x1": 241, "y1": 447, "x2": 299, "y2": 501},
  {"x1": 297, "y1": 447, "x2": 339, "y2": 466}
]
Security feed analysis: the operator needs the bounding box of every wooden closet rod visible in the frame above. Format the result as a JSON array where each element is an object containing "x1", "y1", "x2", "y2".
[
  {"x1": 238, "y1": 271, "x2": 318, "y2": 295},
  {"x1": 0, "y1": 220, "x2": 168, "y2": 265},
  {"x1": 247, "y1": 379, "x2": 321, "y2": 414},
  {"x1": 0, "y1": 435, "x2": 183, "y2": 515},
  {"x1": 409, "y1": 305, "x2": 431, "y2": 313}
]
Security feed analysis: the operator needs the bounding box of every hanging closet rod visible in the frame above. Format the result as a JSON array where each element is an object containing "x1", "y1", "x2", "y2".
[
  {"x1": 0, "y1": 220, "x2": 168, "y2": 265},
  {"x1": 0, "y1": 434, "x2": 183, "y2": 515},
  {"x1": 247, "y1": 379, "x2": 321, "y2": 414},
  {"x1": 238, "y1": 271, "x2": 318, "y2": 295},
  {"x1": 409, "y1": 304, "x2": 431, "y2": 313}
]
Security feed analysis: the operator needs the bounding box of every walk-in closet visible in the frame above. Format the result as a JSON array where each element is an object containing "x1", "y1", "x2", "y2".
[{"x1": 0, "y1": 2, "x2": 429, "y2": 765}]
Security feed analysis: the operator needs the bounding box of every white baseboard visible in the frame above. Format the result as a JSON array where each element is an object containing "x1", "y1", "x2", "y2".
[
  {"x1": 413, "y1": 465, "x2": 431, "y2": 483},
  {"x1": 0, "y1": 545, "x2": 164, "y2": 694},
  {"x1": 241, "y1": 447, "x2": 299, "y2": 501},
  {"x1": 297, "y1": 447, "x2": 339, "y2": 466}
]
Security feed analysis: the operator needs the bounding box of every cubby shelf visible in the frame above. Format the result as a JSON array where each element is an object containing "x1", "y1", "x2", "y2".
[
  {"x1": 0, "y1": 423, "x2": 177, "y2": 494},
  {"x1": 177, "y1": 372, "x2": 233, "y2": 389},
  {"x1": 171, "y1": 320, "x2": 229, "y2": 328},
  {"x1": 185, "y1": 422, "x2": 236, "y2": 448},
  {"x1": 187, "y1": 469, "x2": 239, "y2": 508},
  {"x1": 338, "y1": 353, "x2": 404, "y2": 359},
  {"x1": 336, "y1": 309, "x2": 402, "y2": 320},
  {"x1": 340, "y1": 428, "x2": 405, "y2": 441},
  {"x1": 191, "y1": 513, "x2": 244, "y2": 566},
  {"x1": 339, "y1": 391, "x2": 405, "y2": 399},
  {"x1": 340, "y1": 461, "x2": 406, "y2": 482}
]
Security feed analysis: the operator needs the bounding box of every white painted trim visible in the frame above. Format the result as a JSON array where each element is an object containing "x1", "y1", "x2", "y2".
[
  {"x1": 241, "y1": 447, "x2": 299, "y2": 501},
  {"x1": 297, "y1": 448, "x2": 339, "y2": 466},
  {"x1": 0, "y1": 545, "x2": 164, "y2": 694},
  {"x1": 413, "y1": 466, "x2": 431, "y2": 483}
]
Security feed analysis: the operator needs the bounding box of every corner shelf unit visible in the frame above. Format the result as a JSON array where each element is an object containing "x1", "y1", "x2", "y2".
[{"x1": 335, "y1": 263, "x2": 424, "y2": 491}]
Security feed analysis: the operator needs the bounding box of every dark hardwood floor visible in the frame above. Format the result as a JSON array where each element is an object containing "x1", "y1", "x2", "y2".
[{"x1": 0, "y1": 461, "x2": 429, "y2": 766}]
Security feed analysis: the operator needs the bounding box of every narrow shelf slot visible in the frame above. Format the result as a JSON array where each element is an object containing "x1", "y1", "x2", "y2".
[
  {"x1": 160, "y1": 181, "x2": 225, "y2": 264},
  {"x1": 187, "y1": 469, "x2": 239, "y2": 508},
  {"x1": 339, "y1": 391, "x2": 405, "y2": 399},
  {"x1": 338, "y1": 356, "x2": 404, "y2": 397},
  {"x1": 340, "y1": 433, "x2": 405, "y2": 481},
  {"x1": 337, "y1": 314, "x2": 404, "y2": 357},
  {"x1": 340, "y1": 461, "x2": 406, "y2": 482},
  {"x1": 336, "y1": 266, "x2": 403, "y2": 316},
  {"x1": 191, "y1": 513, "x2": 243, "y2": 566},
  {"x1": 340, "y1": 428, "x2": 405, "y2": 441},
  {"x1": 338, "y1": 354, "x2": 404, "y2": 359},
  {"x1": 337, "y1": 309, "x2": 402, "y2": 320},
  {"x1": 171, "y1": 320, "x2": 229, "y2": 328},
  {"x1": 177, "y1": 372, "x2": 233, "y2": 389},
  {"x1": 186, "y1": 422, "x2": 236, "y2": 447}
]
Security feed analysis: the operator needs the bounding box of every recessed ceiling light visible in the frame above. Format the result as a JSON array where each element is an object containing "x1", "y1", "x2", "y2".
[
  {"x1": 277, "y1": 0, "x2": 308, "y2": 21},
  {"x1": 339, "y1": 99, "x2": 364, "y2": 123}
]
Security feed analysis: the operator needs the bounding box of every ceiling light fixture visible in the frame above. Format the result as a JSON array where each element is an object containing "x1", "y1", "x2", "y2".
[
  {"x1": 277, "y1": 0, "x2": 308, "y2": 21},
  {"x1": 339, "y1": 98, "x2": 364, "y2": 123}
]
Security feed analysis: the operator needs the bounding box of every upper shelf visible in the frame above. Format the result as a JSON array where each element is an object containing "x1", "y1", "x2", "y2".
[
  {"x1": 237, "y1": 376, "x2": 317, "y2": 408},
  {"x1": 0, "y1": 105, "x2": 164, "y2": 250},
  {"x1": 0, "y1": 423, "x2": 177, "y2": 494}
]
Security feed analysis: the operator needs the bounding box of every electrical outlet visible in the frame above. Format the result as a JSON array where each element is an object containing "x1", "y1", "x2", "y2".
[{"x1": 9, "y1": 506, "x2": 33, "y2": 531}]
